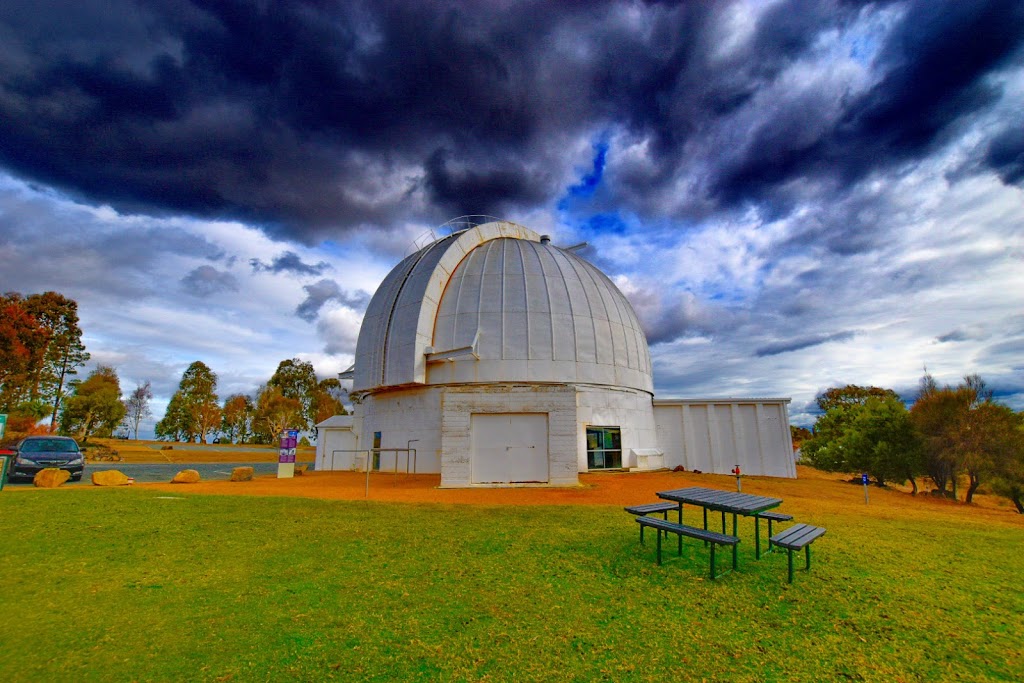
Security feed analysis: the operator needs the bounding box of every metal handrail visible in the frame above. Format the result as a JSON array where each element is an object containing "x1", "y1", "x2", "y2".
[{"x1": 326, "y1": 448, "x2": 419, "y2": 497}]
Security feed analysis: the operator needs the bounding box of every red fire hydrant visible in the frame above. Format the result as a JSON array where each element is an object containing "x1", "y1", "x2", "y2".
[{"x1": 732, "y1": 465, "x2": 742, "y2": 492}]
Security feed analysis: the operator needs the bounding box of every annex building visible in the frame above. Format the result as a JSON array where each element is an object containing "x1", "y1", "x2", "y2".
[{"x1": 318, "y1": 220, "x2": 795, "y2": 487}]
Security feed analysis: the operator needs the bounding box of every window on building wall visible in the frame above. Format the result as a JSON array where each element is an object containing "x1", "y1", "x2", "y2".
[
  {"x1": 586, "y1": 426, "x2": 622, "y2": 469},
  {"x1": 372, "y1": 431, "x2": 382, "y2": 471}
]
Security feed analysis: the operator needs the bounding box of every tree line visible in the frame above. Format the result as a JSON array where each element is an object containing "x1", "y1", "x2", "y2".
[
  {"x1": 801, "y1": 375, "x2": 1024, "y2": 513},
  {"x1": 154, "y1": 358, "x2": 347, "y2": 444},
  {"x1": 1, "y1": 290, "x2": 346, "y2": 447}
]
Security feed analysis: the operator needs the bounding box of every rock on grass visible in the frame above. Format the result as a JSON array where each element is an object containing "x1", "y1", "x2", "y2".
[
  {"x1": 34, "y1": 468, "x2": 70, "y2": 488},
  {"x1": 230, "y1": 467, "x2": 254, "y2": 482},
  {"x1": 92, "y1": 470, "x2": 131, "y2": 486},
  {"x1": 171, "y1": 469, "x2": 201, "y2": 484}
]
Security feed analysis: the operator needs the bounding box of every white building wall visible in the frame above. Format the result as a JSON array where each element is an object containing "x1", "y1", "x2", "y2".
[
  {"x1": 653, "y1": 399, "x2": 796, "y2": 478},
  {"x1": 575, "y1": 385, "x2": 659, "y2": 470},
  {"x1": 356, "y1": 386, "x2": 444, "y2": 473},
  {"x1": 439, "y1": 384, "x2": 578, "y2": 487},
  {"x1": 316, "y1": 426, "x2": 359, "y2": 471}
]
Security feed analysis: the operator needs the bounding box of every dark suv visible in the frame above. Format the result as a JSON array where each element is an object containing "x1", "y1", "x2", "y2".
[{"x1": 8, "y1": 436, "x2": 85, "y2": 482}]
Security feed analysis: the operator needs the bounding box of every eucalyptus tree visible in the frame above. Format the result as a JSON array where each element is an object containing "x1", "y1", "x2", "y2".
[
  {"x1": 803, "y1": 386, "x2": 924, "y2": 489},
  {"x1": 23, "y1": 292, "x2": 90, "y2": 428},
  {"x1": 911, "y1": 374, "x2": 1023, "y2": 503},
  {"x1": 267, "y1": 358, "x2": 319, "y2": 430},
  {"x1": 156, "y1": 361, "x2": 220, "y2": 442},
  {"x1": 253, "y1": 384, "x2": 303, "y2": 444},
  {"x1": 60, "y1": 365, "x2": 126, "y2": 440},
  {"x1": 221, "y1": 394, "x2": 255, "y2": 444}
]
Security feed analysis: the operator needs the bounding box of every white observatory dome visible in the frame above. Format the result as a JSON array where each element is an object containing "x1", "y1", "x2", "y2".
[{"x1": 352, "y1": 221, "x2": 652, "y2": 395}]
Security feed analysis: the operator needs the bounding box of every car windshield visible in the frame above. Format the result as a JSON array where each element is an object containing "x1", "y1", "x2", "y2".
[{"x1": 20, "y1": 439, "x2": 79, "y2": 454}]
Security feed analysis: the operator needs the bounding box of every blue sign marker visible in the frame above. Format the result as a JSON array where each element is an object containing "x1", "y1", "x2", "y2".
[{"x1": 862, "y1": 473, "x2": 869, "y2": 485}]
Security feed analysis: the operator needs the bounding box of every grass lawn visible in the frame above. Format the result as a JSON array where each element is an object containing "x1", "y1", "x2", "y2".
[{"x1": 1, "y1": 479, "x2": 1022, "y2": 682}]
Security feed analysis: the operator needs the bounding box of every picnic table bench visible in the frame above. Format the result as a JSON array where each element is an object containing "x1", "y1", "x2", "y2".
[
  {"x1": 769, "y1": 523, "x2": 827, "y2": 583},
  {"x1": 754, "y1": 510, "x2": 794, "y2": 559},
  {"x1": 624, "y1": 502, "x2": 679, "y2": 542},
  {"x1": 635, "y1": 516, "x2": 740, "y2": 580},
  {"x1": 624, "y1": 502, "x2": 678, "y2": 518}
]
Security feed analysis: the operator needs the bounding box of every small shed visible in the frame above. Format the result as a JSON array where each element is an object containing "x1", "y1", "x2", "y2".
[{"x1": 315, "y1": 415, "x2": 357, "y2": 471}]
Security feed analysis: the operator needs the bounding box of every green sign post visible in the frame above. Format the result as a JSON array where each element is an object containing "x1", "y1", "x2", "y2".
[{"x1": 0, "y1": 413, "x2": 6, "y2": 440}]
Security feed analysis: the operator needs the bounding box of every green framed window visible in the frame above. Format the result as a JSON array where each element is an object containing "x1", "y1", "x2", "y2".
[{"x1": 586, "y1": 426, "x2": 622, "y2": 469}]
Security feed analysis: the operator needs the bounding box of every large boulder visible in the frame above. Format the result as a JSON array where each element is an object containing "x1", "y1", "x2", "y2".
[
  {"x1": 294, "y1": 464, "x2": 308, "y2": 476},
  {"x1": 230, "y1": 466, "x2": 253, "y2": 482},
  {"x1": 33, "y1": 468, "x2": 70, "y2": 488},
  {"x1": 171, "y1": 469, "x2": 201, "y2": 484},
  {"x1": 92, "y1": 470, "x2": 131, "y2": 486}
]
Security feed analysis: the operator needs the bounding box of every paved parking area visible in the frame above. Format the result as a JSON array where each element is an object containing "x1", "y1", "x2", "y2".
[{"x1": 4, "y1": 462, "x2": 309, "y2": 486}]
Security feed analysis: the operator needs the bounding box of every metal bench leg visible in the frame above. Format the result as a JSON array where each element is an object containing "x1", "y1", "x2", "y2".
[
  {"x1": 640, "y1": 523, "x2": 645, "y2": 545},
  {"x1": 677, "y1": 503, "x2": 683, "y2": 525},
  {"x1": 656, "y1": 529, "x2": 662, "y2": 565},
  {"x1": 787, "y1": 549, "x2": 794, "y2": 583},
  {"x1": 732, "y1": 542, "x2": 738, "y2": 571},
  {"x1": 720, "y1": 510, "x2": 727, "y2": 534},
  {"x1": 702, "y1": 508, "x2": 709, "y2": 547},
  {"x1": 710, "y1": 543, "x2": 716, "y2": 580},
  {"x1": 755, "y1": 517, "x2": 761, "y2": 560},
  {"x1": 805, "y1": 545, "x2": 811, "y2": 571}
]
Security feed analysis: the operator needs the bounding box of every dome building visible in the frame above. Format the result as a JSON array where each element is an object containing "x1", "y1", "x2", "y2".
[{"x1": 327, "y1": 219, "x2": 796, "y2": 487}]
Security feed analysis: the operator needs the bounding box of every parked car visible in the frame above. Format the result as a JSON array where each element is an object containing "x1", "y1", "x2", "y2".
[{"x1": 7, "y1": 436, "x2": 85, "y2": 482}]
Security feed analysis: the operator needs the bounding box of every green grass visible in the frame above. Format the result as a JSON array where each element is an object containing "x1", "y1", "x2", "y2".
[{"x1": 1, "y1": 489, "x2": 1022, "y2": 682}]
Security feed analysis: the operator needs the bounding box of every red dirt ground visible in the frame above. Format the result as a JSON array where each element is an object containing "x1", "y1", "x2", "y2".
[
  {"x1": 124, "y1": 466, "x2": 1024, "y2": 526},
  {"x1": 141, "y1": 469, "x2": 708, "y2": 506}
]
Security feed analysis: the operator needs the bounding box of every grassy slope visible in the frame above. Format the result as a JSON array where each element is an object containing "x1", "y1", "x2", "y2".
[{"x1": 1, "y1": 479, "x2": 1021, "y2": 682}]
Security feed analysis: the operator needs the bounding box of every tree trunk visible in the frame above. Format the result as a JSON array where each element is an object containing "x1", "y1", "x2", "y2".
[
  {"x1": 965, "y1": 472, "x2": 980, "y2": 504},
  {"x1": 909, "y1": 477, "x2": 918, "y2": 496},
  {"x1": 77, "y1": 409, "x2": 94, "y2": 441},
  {"x1": 49, "y1": 351, "x2": 70, "y2": 429},
  {"x1": 1012, "y1": 493, "x2": 1024, "y2": 514}
]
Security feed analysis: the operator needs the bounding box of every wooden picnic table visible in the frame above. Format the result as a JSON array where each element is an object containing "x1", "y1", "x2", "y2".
[{"x1": 656, "y1": 486, "x2": 784, "y2": 557}]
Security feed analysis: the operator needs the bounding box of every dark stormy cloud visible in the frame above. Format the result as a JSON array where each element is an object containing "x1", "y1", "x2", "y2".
[
  {"x1": 249, "y1": 251, "x2": 331, "y2": 276},
  {"x1": 295, "y1": 279, "x2": 369, "y2": 322},
  {"x1": 1, "y1": 0, "x2": 1022, "y2": 434},
  {"x1": 2, "y1": 0, "x2": 1018, "y2": 238},
  {"x1": 181, "y1": 264, "x2": 239, "y2": 297}
]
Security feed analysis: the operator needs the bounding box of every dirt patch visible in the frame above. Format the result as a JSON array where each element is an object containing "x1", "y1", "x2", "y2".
[
  {"x1": 134, "y1": 465, "x2": 1024, "y2": 522},
  {"x1": 141, "y1": 469, "x2": 718, "y2": 506}
]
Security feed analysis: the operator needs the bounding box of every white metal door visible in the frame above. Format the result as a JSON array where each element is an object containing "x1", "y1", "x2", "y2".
[{"x1": 471, "y1": 413, "x2": 549, "y2": 484}]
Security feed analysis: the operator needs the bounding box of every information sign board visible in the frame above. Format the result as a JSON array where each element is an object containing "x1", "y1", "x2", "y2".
[
  {"x1": 278, "y1": 429, "x2": 299, "y2": 463},
  {"x1": 277, "y1": 429, "x2": 300, "y2": 479}
]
